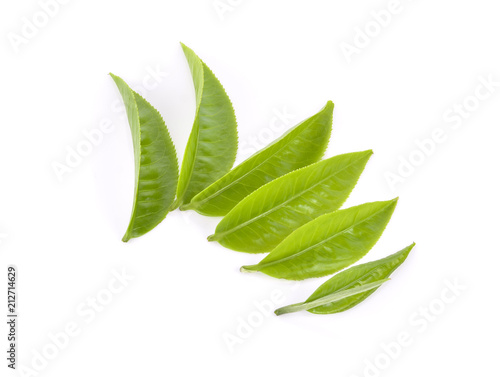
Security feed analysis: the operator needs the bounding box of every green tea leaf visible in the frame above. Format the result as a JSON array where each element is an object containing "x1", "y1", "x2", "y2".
[
  {"x1": 182, "y1": 101, "x2": 334, "y2": 216},
  {"x1": 274, "y1": 279, "x2": 390, "y2": 316},
  {"x1": 172, "y1": 44, "x2": 238, "y2": 209},
  {"x1": 241, "y1": 199, "x2": 398, "y2": 279},
  {"x1": 208, "y1": 151, "x2": 373, "y2": 253},
  {"x1": 110, "y1": 74, "x2": 179, "y2": 242},
  {"x1": 306, "y1": 243, "x2": 414, "y2": 314}
]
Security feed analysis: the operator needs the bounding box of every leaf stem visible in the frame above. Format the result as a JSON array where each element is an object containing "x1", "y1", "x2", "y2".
[
  {"x1": 207, "y1": 233, "x2": 221, "y2": 242},
  {"x1": 169, "y1": 199, "x2": 181, "y2": 212},
  {"x1": 179, "y1": 202, "x2": 195, "y2": 211},
  {"x1": 240, "y1": 265, "x2": 259, "y2": 273}
]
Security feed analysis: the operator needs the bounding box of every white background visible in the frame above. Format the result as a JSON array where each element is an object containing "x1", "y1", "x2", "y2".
[{"x1": 1, "y1": 0, "x2": 499, "y2": 376}]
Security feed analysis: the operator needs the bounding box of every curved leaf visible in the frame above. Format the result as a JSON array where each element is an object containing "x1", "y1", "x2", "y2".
[
  {"x1": 110, "y1": 74, "x2": 179, "y2": 242},
  {"x1": 241, "y1": 199, "x2": 398, "y2": 279},
  {"x1": 275, "y1": 243, "x2": 414, "y2": 315},
  {"x1": 172, "y1": 44, "x2": 238, "y2": 209},
  {"x1": 182, "y1": 101, "x2": 334, "y2": 216},
  {"x1": 274, "y1": 279, "x2": 390, "y2": 315},
  {"x1": 208, "y1": 150, "x2": 373, "y2": 253}
]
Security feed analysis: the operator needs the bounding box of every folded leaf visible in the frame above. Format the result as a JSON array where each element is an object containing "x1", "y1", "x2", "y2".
[
  {"x1": 275, "y1": 243, "x2": 414, "y2": 315},
  {"x1": 110, "y1": 74, "x2": 179, "y2": 242},
  {"x1": 182, "y1": 101, "x2": 334, "y2": 216},
  {"x1": 172, "y1": 43, "x2": 238, "y2": 209},
  {"x1": 274, "y1": 279, "x2": 390, "y2": 315},
  {"x1": 241, "y1": 199, "x2": 398, "y2": 279},
  {"x1": 208, "y1": 151, "x2": 373, "y2": 253}
]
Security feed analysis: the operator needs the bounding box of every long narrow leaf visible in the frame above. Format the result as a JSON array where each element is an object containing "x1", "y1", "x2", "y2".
[
  {"x1": 275, "y1": 243, "x2": 414, "y2": 315},
  {"x1": 275, "y1": 279, "x2": 390, "y2": 315}
]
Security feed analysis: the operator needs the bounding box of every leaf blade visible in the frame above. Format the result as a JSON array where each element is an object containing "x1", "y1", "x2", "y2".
[
  {"x1": 209, "y1": 150, "x2": 373, "y2": 253},
  {"x1": 274, "y1": 279, "x2": 390, "y2": 315},
  {"x1": 182, "y1": 101, "x2": 334, "y2": 216},
  {"x1": 241, "y1": 199, "x2": 398, "y2": 279},
  {"x1": 110, "y1": 74, "x2": 179, "y2": 242},
  {"x1": 274, "y1": 243, "x2": 415, "y2": 315},
  {"x1": 173, "y1": 44, "x2": 238, "y2": 208},
  {"x1": 306, "y1": 243, "x2": 415, "y2": 314}
]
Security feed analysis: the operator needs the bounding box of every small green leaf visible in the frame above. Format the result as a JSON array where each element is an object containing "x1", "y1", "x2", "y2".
[
  {"x1": 182, "y1": 101, "x2": 334, "y2": 216},
  {"x1": 274, "y1": 279, "x2": 390, "y2": 316},
  {"x1": 172, "y1": 43, "x2": 238, "y2": 209},
  {"x1": 110, "y1": 74, "x2": 179, "y2": 242},
  {"x1": 241, "y1": 199, "x2": 398, "y2": 279},
  {"x1": 208, "y1": 151, "x2": 373, "y2": 253},
  {"x1": 274, "y1": 243, "x2": 414, "y2": 315}
]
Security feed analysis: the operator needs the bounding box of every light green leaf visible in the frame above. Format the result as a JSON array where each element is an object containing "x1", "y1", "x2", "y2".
[
  {"x1": 241, "y1": 199, "x2": 398, "y2": 279},
  {"x1": 172, "y1": 43, "x2": 238, "y2": 209},
  {"x1": 182, "y1": 101, "x2": 334, "y2": 216},
  {"x1": 110, "y1": 74, "x2": 179, "y2": 242},
  {"x1": 274, "y1": 279, "x2": 390, "y2": 315},
  {"x1": 208, "y1": 150, "x2": 373, "y2": 253},
  {"x1": 275, "y1": 243, "x2": 414, "y2": 315}
]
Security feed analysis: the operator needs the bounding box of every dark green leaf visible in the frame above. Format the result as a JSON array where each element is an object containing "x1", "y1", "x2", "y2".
[
  {"x1": 172, "y1": 44, "x2": 238, "y2": 209},
  {"x1": 110, "y1": 73, "x2": 178, "y2": 242}
]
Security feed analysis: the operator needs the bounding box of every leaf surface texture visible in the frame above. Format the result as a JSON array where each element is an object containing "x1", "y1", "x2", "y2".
[
  {"x1": 275, "y1": 243, "x2": 414, "y2": 314},
  {"x1": 241, "y1": 199, "x2": 398, "y2": 279},
  {"x1": 173, "y1": 44, "x2": 238, "y2": 208},
  {"x1": 110, "y1": 74, "x2": 179, "y2": 242},
  {"x1": 275, "y1": 279, "x2": 390, "y2": 315}
]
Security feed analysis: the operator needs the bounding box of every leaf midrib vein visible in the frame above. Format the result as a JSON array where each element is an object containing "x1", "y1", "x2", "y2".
[
  {"x1": 177, "y1": 64, "x2": 205, "y2": 203},
  {"x1": 256, "y1": 204, "x2": 389, "y2": 270}
]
